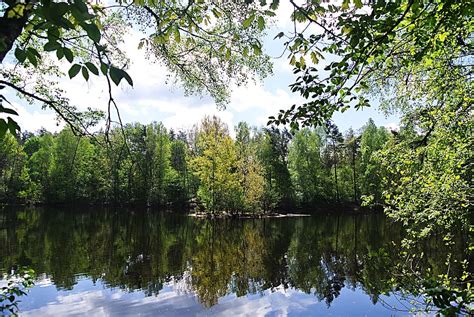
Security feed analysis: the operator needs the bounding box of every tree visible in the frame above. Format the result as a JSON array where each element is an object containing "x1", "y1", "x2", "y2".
[
  {"x1": 269, "y1": 0, "x2": 472, "y2": 127},
  {"x1": 190, "y1": 116, "x2": 242, "y2": 214},
  {"x1": 24, "y1": 131, "x2": 54, "y2": 202},
  {"x1": 0, "y1": 133, "x2": 30, "y2": 202},
  {"x1": 343, "y1": 128, "x2": 360, "y2": 203},
  {"x1": 47, "y1": 128, "x2": 90, "y2": 202},
  {"x1": 326, "y1": 122, "x2": 344, "y2": 202},
  {"x1": 235, "y1": 122, "x2": 265, "y2": 213},
  {"x1": 0, "y1": 0, "x2": 276, "y2": 136},
  {"x1": 288, "y1": 127, "x2": 326, "y2": 206},
  {"x1": 359, "y1": 119, "x2": 389, "y2": 204},
  {"x1": 147, "y1": 122, "x2": 171, "y2": 206},
  {"x1": 168, "y1": 138, "x2": 189, "y2": 206},
  {"x1": 265, "y1": 1, "x2": 472, "y2": 312},
  {"x1": 258, "y1": 126, "x2": 293, "y2": 210}
]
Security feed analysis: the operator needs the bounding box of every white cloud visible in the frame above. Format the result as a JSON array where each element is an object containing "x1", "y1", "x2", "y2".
[
  {"x1": 384, "y1": 122, "x2": 400, "y2": 132},
  {"x1": 19, "y1": 277, "x2": 409, "y2": 317},
  {"x1": 20, "y1": 281, "x2": 323, "y2": 317},
  {"x1": 0, "y1": 102, "x2": 63, "y2": 133}
]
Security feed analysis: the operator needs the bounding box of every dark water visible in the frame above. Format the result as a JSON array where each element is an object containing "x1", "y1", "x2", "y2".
[{"x1": 0, "y1": 207, "x2": 457, "y2": 316}]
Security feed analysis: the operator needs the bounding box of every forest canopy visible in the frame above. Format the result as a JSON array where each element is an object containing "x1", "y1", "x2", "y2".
[{"x1": 0, "y1": 116, "x2": 391, "y2": 213}]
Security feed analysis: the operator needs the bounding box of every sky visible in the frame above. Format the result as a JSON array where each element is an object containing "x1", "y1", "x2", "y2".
[{"x1": 2, "y1": 2, "x2": 399, "y2": 137}]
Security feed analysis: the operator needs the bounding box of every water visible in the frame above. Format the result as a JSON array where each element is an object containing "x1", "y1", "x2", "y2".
[{"x1": 0, "y1": 207, "x2": 454, "y2": 316}]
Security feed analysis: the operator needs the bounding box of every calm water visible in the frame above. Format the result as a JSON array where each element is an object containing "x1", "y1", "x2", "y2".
[{"x1": 0, "y1": 207, "x2": 456, "y2": 316}]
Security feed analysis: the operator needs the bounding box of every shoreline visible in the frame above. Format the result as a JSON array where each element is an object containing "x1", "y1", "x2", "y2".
[{"x1": 188, "y1": 212, "x2": 312, "y2": 219}]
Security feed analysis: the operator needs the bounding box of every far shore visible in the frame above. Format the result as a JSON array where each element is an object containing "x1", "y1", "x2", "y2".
[{"x1": 188, "y1": 212, "x2": 312, "y2": 219}]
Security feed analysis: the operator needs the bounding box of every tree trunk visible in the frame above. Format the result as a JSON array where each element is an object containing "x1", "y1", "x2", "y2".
[
  {"x1": 352, "y1": 149, "x2": 357, "y2": 203},
  {"x1": 0, "y1": 3, "x2": 31, "y2": 63},
  {"x1": 333, "y1": 142, "x2": 339, "y2": 202}
]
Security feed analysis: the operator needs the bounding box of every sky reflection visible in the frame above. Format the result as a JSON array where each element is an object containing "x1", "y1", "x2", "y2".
[{"x1": 18, "y1": 277, "x2": 416, "y2": 317}]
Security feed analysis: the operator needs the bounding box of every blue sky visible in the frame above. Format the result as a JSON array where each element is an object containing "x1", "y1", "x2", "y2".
[{"x1": 2, "y1": 2, "x2": 399, "y2": 136}]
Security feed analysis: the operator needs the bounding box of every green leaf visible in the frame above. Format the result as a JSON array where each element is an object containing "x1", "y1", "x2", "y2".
[
  {"x1": 82, "y1": 66, "x2": 89, "y2": 81},
  {"x1": 47, "y1": 27, "x2": 60, "y2": 41},
  {"x1": 252, "y1": 43, "x2": 262, "y2": 55},
  {"x1": 243, "y1": 14, "x2": 255, "y2": 28},
  {"x1": 74, "y1": 0, "x2": 89, "y2": 13},
  {"x1": 274, "y1": 32, "x2": 284, "y2": 40},
  {"x1": 0, "y1": 106, "x2": 18, "y2": 116},
  {"x1": 26, "y1": 47, "x2": 41, "y2": 58},
  {"x1": 68, "y1": 64, "x2": 81, "y2": 78},
  {"x1": 341, "y1": 0, "x2": 350, "y2": 10},
  {"x1": 43, "y1": 41, "x2": 60, "y2": 52},
  {"x1": 56, "y1": 47, "x2": 64, "y2": 60},
  {"x1": 211, "y1": 8, "x2": 222, "y2": 18},
  {"x1": 265, "y1": 10, "x2": 276, "y2": 17},
  {"x1": 82, "y1": 22, "x2": 101, "y2": 43},
  {"x1": 85, "y1": 62, "x2": 99, "y2": 75},
  {"x1": 7, "y1": 117, "x2": 20, "y2": 134},
  {"x1": 257, "y1": 16, "x2": 265, "y2": 31},
  {"x1": 63, "y1": 47, "x2": 74, "y2": 63},
  {"x1": 174, "y1": 28, "x2": 181, "y2": 43},
  {"x1": 26, "y1": 50, "x2": 38, "y2": 67},
  {"x1": 100, "y1": 62, "x2": 108, "y2": 75},
  {"x1": 354, "y1": 0, "x2": 363, "y2": 9},
  {"x1": 14, "y1": 48, "x2": 27, "y2": 63},
  {"x1": 0, "y1": 119, "x2": 7, "y2": 138},
  {"x1": 109, "y1": 66, "x2": 133, "y2": 86}
]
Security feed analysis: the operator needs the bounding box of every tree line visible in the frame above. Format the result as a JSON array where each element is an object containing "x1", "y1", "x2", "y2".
[{"x1": 0, "y1": 116, "x2": 392, "y2": 214}]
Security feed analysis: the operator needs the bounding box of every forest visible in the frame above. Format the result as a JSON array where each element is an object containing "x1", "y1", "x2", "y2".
[{"x1": 0, "y1": 116, "x2": 391, "y2": 214}]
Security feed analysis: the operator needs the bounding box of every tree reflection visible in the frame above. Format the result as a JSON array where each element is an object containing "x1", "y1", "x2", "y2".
[{"x1": 0, "y1": 207, "x2": 462, "y2": 309}]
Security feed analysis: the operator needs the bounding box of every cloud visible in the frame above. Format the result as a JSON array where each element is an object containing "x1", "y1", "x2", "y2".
[
  {"x1": 384, "y1": 122, "x2": 400, "y2": 132},
  {"x1": 19, "y1": 277, "x2": 408, "y2": 317},
  {"x1": 20, "y1": 280, "x2": 322, "y2": 317},
  {"x1": 0, "y1": 102, "x2": 63, "y2": 134}
]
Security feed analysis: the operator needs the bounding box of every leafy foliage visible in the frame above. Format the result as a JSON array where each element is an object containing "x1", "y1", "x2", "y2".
[
  {"x1": 0, "y1": 267, "x2": 35, "y2": 315},
  {"x1": 268, "y1": 0, "x2": 472, "y2": 127},
  {"x1": 0, "y1": 0, "x2": 276, "y2": 135}
]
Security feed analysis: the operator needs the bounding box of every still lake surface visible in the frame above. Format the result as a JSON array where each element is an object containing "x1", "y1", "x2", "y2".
[{"x1": 0, "y1": 207, "x2": 452, "y2": 316}]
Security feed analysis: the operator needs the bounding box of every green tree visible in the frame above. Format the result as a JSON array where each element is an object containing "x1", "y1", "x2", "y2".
[
  {"x1": 359, "y1": 119, "x2": 389, "y2": 204},
  {"x1": 343, "y1": 128, "x2": 360, "y2": 203},
  {"x1": 257, "y1": 126, "x2": 293, "y2": 210},
  {"x1": 270, "y1": 0, "x2": 472, "y2": 127},
  {"x1": 266, "y1": 0, "x2": 472, "y2": 312},
  {"x1": 326, "y1": 122, "x2": 344, "y2": 202},
  {"x1": 235, "y1": 122, "x2": 265, "y2": 213},
  {"x1": 47, "y1": 128, "x2": 93, "y2": 202},
  {"x1": 191, "y1": 116, "x2": 243, "y2": 214},
  {"x1": 0, "y1": 0, "x2": 275, "y2": 136},
  {"x1": 288, "y1": 127, "x2": 326, "y2": 206},
  {"x1": 24, "y1": 132, "x2": 54, "y2": 202},
  {"x1": 0, "y1": 133, "x2": 30, "y2": 202},
  {"x1": 168, "y1": 138, "x2": 189, "y2": 206}
]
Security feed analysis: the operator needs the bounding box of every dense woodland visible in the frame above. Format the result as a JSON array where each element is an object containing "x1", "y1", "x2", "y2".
[{"x1": 0, "y1": 116, "x2": 391, "y2": 213}]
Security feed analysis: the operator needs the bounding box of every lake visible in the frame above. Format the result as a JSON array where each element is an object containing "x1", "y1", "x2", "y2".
[{"x1": 0, "y1": 207, "x2": 455, "y2": 316}]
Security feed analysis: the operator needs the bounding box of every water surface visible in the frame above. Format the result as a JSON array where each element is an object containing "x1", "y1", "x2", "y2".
[{"x1": 0, "y1": 207, "x2": 451, "y2": 316}]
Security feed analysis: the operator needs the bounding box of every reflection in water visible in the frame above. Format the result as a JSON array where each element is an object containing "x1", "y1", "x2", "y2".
[{"x1": 0, "y1": 207, "x2": 459, "y2": 315}]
